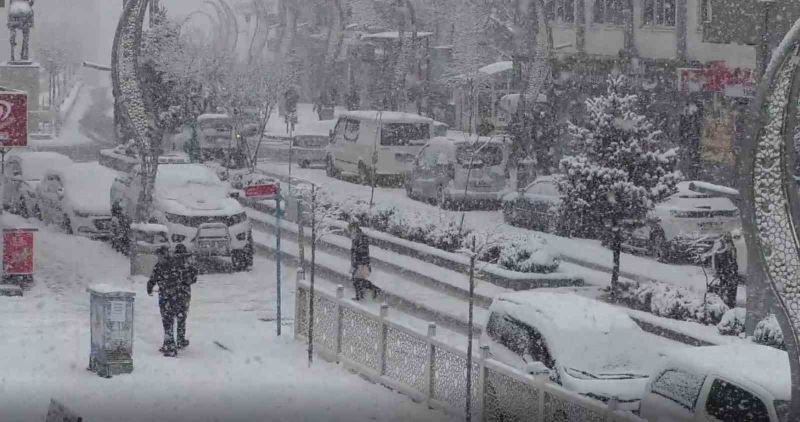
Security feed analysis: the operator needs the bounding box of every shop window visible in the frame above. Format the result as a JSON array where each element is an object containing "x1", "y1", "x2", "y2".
[
  {"x1": 594, "y1": 0, "x2": 624, "y2": 25},
  {"x1": 643, "y1": 0, "x2": 676, "y2": 27}
]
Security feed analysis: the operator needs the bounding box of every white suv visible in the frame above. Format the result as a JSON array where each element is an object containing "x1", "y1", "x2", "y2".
[{"x1": 110, "y1": 163, "x2": 253, "y2": 271}]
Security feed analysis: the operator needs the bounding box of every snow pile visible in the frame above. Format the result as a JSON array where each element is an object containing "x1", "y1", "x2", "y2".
[
  {"x1": 474, "y1": 232, "x2": 560, "y2": 274},
  {"x1": 716, "y1": 307, "x2": 746, "y2": 336},
  {"x1": 617, "y1": 280, "x2": 728, "y2": 325},
  {"x1": 754, "y1": 314, "x2": 785, "y2": 350}
]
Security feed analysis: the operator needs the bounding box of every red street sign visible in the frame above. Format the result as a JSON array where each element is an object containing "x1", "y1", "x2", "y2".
[
  {"x1": 4, "y1": 229, "x2": 34, "y2": 275},
  {"x1": 0, "y1": 91, "x2": 27, "y2": 147},
  {"x1": 245, "y1": 184, "x2": 277, "y2": 199}
]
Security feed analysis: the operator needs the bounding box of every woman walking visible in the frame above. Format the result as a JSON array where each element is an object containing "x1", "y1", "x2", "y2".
[{"x1": 349, "y1": 220, "x2": 375, "y2": 301}]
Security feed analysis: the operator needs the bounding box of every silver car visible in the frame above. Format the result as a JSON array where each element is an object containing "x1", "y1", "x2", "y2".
[{"x1": 405, "y1": 136, "x2": 508, "y2": 209}]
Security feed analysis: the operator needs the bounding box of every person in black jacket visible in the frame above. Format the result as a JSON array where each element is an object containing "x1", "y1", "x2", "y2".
[
  {"x1": 147, "y1": 247, "x2": 182, "y2": 357},
  {"x1": 349, "y1": 221, "x2": 377, "y2": 300},
  {"x1": 173, "y1": 244, "x2": 197, "y2": 350},
  {"x1": 713, "y1": 234, "x2": 739, "y2": 309}
]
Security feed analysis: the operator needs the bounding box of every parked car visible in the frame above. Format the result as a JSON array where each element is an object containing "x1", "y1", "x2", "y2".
[
  {"x1": 36, "y1": 162, "x2": 118, "y2": 238},
  {"x1": 405, "y1": 136, "x2": 508, "y2": 208},
  {"x1": 196, "y1": 113, "x2": 234, "y2": 160},
  {"x1": 110, "y1": 163, "x2": 253, "y2": 271},
  {"x1": 501, "y1": 175, "x2": 562, "y2": 233},
  {"x1": 481, "y1": 291, "x2": 659, "y2": 411},
  {"x1": 639, "y1": 344, "x2": 789, "y2": 422},
  {"x1": 326, "y1": 111, "x2": 433, "y2": 184},
  {"x1": 3, "y1": 151, "x2": 72, "y2": 218},
  {"x1": 623, "y1": 181, "x2": 745, "y2": 264},
  {"x1": 292, "y1": 134, "x2": 329, "y2": 168}
]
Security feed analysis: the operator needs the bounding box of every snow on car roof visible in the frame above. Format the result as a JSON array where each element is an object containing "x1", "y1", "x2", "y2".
[
  {"x1": 663, "y1": 344, "x2": 790, "y2": 401},
  {"x1": 10, "y1": 151, "x2": 72, "y2": 180},
  {"x1": 340, "y1": 110, "x2": 433, "y2": 124},
  {"x1": 48, "y1": 163, "x2": 118, "y2": 215},
  {"x1": 156, "y1": 163, "x2": 223, "y2": 186},
  {"x1": 660, "y1": 181, "x2": 738, "y2": 210},
  {"x1": 490, "y1": 292, "x2": 652, "y2": 373}
]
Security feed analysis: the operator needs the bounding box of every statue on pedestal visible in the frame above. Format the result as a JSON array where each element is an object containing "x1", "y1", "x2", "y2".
[{"x1": 8, "y1": 0, "x2": 34, "y2": 63}]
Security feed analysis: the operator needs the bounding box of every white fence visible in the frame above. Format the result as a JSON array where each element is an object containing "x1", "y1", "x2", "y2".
[{"x1": 294, "y1": 282, "x2": 645, "y2": 422}]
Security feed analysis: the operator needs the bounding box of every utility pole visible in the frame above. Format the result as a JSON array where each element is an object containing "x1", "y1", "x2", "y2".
[
  {"x1": 275, "y1": 187, "x2": 282, "y2": 336},
  {"x1": 465, "y1": 236, "x2": 476, "y2": 422},
  {"x1": 308, "y1": 183, "x2": 317, "y2": 367}
]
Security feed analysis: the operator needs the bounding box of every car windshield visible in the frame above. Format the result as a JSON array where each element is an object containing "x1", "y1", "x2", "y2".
[{"x1": 456, "y1": 144, "x2": 503, "y2": 167}]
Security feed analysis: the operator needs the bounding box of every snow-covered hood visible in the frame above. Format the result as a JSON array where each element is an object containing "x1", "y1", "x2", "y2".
[
  {"x1": 657, "y1": 183, "x2": 738, "y2": 213},
  {"x1": 561, "y1": 369, "x2": 649, "y2": 404},
  {"x1": 157, "y1": 186, "x2": 243, "y2": 217}
]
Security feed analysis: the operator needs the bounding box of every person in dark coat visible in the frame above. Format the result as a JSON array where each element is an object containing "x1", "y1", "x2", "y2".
[
  {"x1": 349, "y1": 220, "x2": 377, "y2": 300},
  {"x1": 147, "y1": 247, "x2": 182, "y2": 357},
  {"x1": 173, "y1": 244, "x2": 197, "y2": 350},
  {"x1": 714, "y1": 233, "x2": 739, "y2": 309}
]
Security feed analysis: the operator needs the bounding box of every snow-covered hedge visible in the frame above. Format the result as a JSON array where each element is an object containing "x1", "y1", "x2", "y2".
[
  {"x1": 322, "y1": 196, "x2": 560, "y2": 274},
  {"x1": 716, "y1": 307, "x2": 746, "y2": 336},
  {"x1": 753, "y1": 314, "x2": 785, "y2": 350},
  {"x1": 617, "y1": 280, "x2": 729, "y2": 325}
]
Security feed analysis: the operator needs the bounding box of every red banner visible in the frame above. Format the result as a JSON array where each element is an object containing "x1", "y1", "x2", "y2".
[
  {"x1": 678, "y1": 62, "x2": 755, "y2": 98},
  {"x1": 0, "y1": 91, "x2": 27, "y2": 147},
  {"x1": 4, "y1": 229, "x2": 33, "y2": 275},
  {"x1": 245, "y1": 184, "x2": 277, "y2": 199}
]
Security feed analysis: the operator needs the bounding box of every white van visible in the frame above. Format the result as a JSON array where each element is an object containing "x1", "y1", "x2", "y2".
[
  {"x1": 639, "y1": 344, "x2": 789, "y2": 421},
  {"x1": 325, "y1": 111, "x2": 433, "y2": 183}
]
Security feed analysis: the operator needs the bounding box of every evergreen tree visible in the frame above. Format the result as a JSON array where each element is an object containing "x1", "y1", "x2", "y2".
[{"x1": 558, "y1": 76, "x2": 682, "y2": 298}]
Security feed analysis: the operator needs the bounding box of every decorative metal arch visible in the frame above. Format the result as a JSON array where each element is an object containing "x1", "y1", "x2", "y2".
[
  {"x1": 111, "y1": 0, "x2": 158, "y2": 222},
  {"x1": 742, "y1": 18, "x2": 800, "y2": 418}
]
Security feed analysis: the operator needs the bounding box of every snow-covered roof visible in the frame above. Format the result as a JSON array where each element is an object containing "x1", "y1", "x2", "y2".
[
  {"x1": 490, "y1": 292, "x2": 652, "y2": 374},
  {"x1": 197, "y1": 113, "x2": 230, "y2": 122},
  {"x1": 479, "y1": 61, "x2": 513, "y2": 75},
  {"x1": 9, "y1": 151, "x2": 73, "y2": 181},
  {"x1": 340, "y1": 111, "x2": 433, "y2": 125},
  {"x1": 361, "y1": 31, "x2": 434, "y2": 40},
  {"x1": 48, "y1": 163, "x2": 118, "y2": 215},
  {"x1": 663, "y1": 344, "x2": 790, "y2": 401}
]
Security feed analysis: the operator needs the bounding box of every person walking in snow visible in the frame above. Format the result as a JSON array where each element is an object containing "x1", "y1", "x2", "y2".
[
  {"x1": 713, "y1": 233, "x2": 739, "y2": 309},
  {"x1": 147, "y1": 246, "x2": 182, "y2": 357},
  {"x1": 173, "y1": 244, "x2": 197, "y2": 350},
  {"x1": 349, "y1": 220, "x2": 377, "y2": 300}
]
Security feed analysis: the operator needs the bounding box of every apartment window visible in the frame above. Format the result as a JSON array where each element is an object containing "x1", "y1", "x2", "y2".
[
  {"x1": 643, "y1": 0, "x2": 676, "y2": 27},
  {"x1": 546, "y1": 0, "x2": 576, "y2": 24},
  {"x1": 594, "y1": 0, "x2": 624, "y2": 25}
]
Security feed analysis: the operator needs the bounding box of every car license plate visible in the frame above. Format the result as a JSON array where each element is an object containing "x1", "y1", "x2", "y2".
[{"x1": 198, "y1": 239, "x2": 229, "y2": 253}]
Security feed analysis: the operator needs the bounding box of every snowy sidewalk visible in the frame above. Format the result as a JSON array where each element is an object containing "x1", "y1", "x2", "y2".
[{"x1": 0, "y1": 213, "x2": 456, "y2": 422}]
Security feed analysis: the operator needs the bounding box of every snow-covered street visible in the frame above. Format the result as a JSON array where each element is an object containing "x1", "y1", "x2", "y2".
[{"x1": 0, "y1": 214, "x2": 455, "y2": 422}]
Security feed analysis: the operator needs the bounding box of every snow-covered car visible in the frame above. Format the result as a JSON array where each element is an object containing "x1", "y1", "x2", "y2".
[
  {"x1": 639, "y1": 344, "x2": 789, "y2": 422},
  {"x1": 3, "y1": 151, "x2": 73, "y2": 218},
  {"x1": 405, "y1": 136, "x2": 508, "y2": 208},
  {"x1": 36, "y1": 162, "x2": 118, "y2": 239},
  {"x1": 110, "y1": 163, "x2": 253, "y2": 271},
  {"x1": 481, "y1": 291, "x2": 657, "y2": 411},
  {"x1": 623, "y1": 181, "x2": 744, "y2": 263},
  {"x1": 501, "y1": 175, "x2": 562, "y2": 233}
]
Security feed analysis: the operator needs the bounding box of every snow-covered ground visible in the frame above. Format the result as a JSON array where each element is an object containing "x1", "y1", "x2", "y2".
[
  {"x1": 29, "y1": 82, "x2": 97, "y2": 149},
  {"x1": 261, "y1": 103, "x2": 344, "y2": 138},
  {"x1": 0, "y1": 213, "x2": 456, "y2": 422}
]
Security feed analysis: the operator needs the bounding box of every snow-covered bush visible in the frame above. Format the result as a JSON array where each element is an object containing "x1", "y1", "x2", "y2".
[
  {"x1": 423, "y1": 217, "x2": 464, "y2": 252},
  {"x1": 467, "y1": 232, "x2": 560, "y2": 273},
  {"x1": 754, "y1": 314, "x2": 786, "y2": 350},
  {"x1": 716, "y1": 307, "x2": 746, "y2": 336},
  {"x1": 617, "y1": 280, "x2": 728, "y2": 325}
]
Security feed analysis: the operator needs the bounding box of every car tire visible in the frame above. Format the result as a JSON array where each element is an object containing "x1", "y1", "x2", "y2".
[
  {"x1": 325, "y1": 155, "x2": 338, "y2": 178},
  {"x1": 63, "y1": 214, "x2": 73, "y2": 235},
  {"x1": 650, "y1": 229, "x2": 668, "y2": 262}
]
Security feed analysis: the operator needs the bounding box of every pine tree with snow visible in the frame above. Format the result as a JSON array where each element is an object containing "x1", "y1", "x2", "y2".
[{"x1": 558, "y1": 75, "x2": 682, "y2": 298}]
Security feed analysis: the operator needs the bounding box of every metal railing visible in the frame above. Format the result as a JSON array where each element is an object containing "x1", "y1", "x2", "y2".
[{"x1": 294, "y1": 281, "x2": 645, "y2": 422}]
